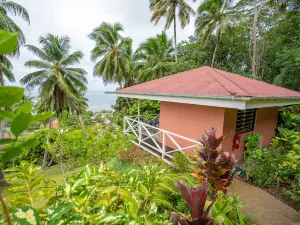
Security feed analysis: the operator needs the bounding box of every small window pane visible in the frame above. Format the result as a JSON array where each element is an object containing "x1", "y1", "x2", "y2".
[{"x1": 235, "y1": 109, "x2": 256, "y2": 134}]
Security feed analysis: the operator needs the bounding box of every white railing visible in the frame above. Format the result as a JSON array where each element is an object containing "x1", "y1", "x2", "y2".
[{"x1": 124, "y1": 115, "x2": 202, "y2": 164}]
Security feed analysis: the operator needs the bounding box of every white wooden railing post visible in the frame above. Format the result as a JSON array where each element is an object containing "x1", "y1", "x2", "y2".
[
  {"x1": 123, "y1": 117, "x2": 126, "y2": 134},
  {"x1": 162, "y1": 131, "x2": 166, "y2": 159},
  {"x1": 138, "y1": 99, "x2": 142, "y2": 144}
]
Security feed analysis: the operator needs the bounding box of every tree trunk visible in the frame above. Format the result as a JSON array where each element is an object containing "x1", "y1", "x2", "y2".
[
  {"x1": 42, "y1": 118, "x2": 53, "y2": 171},
  {"x1": 211, "y1": 31, "x2": 220, "y2": 67},
  {"x1": 174, "y1": 14, "x2": 178, "y2": 62},
  {"x1": 252, "y1": 0, "x2": 259, "y2": 77}
]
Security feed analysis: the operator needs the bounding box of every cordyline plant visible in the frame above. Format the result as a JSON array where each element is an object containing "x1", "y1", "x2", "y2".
[
  {"x1": 193, "y1": 128, "x2": 236, "y2": 197},
  {"x1": 169, "y1": 179, "x2": 214, "y2": 225}
]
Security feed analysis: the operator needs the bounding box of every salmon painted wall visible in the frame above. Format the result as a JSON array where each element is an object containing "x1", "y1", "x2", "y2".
[
  {"x1": 255, "y1": 107, "x2": 279, "y2": 146},
  {"x1": 222, "y1": 107, "x2": 279, "y2": 161},
  {"x1": 159, "y1": 102, "x2": 225, "y2": 151}
]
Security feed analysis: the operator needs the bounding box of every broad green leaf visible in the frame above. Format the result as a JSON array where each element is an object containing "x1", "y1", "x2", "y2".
[
  {"x1": 46, "y1": 203, "x2": 72, "y2": 221},
  {"x1": 2, "y1": 138, "x2": 38, "y2": 161},
  {"x1": 59, "y1": 110, "x2": 68, "y2": 125},
  {"x1": 0, "y1": 30, "x2": 18, "y2": 55},
  {"x1": 31, "y1": 111, "x2": 54, "y2": 121},
  {"x1": 2, "y1": 146, "x2": 22, "y2": 162},
  {"x1": 69, "y1": 215, "x2": 84, "y2": 224},
  {"x1": 17, "y1": 100, "x2": 32, "y2": 114},
  {"x1": 12, "y1": 206, "x2": 40, "y2": 225},
  {"x1": 11, "y1": 112, "x2": 31, "y2": 137},
  {"x1": 0, "y1": 110, "x2": 15, "y2": 120},
  {"x1": 99, "y1": 213, "x2": 123, "y2": 223},
  {"x1": 0, "y1": 138, "x2": 15, "y2": 145},
  {"x1": 0, "y1": 86, "x2": 24, "y2": 107},
  {"x1": 71, "y1": 178, "x2": 85, "y2": 191}
]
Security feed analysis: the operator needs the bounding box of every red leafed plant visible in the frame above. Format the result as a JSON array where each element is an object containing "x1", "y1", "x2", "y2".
[
  {"x1": 193, "y1": 127, "x2": 236, "y2": 197},
  {"x1": 169, "y1": 179, "x2": 213, "y2": 225}
]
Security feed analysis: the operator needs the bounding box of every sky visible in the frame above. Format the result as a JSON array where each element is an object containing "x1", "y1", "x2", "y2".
[{"x1": 10, "y1": 0, "x2": 199, "y2": 93}]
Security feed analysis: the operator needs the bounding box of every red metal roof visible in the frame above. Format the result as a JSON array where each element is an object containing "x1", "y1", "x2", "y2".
[{"x1": 117, "y1": 66, "x2": 300, "y2": 99}]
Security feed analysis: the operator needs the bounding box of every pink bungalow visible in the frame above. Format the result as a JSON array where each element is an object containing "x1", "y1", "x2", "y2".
[{"x1": 112, "y1": 66, "x2": 300, "y2": 164}]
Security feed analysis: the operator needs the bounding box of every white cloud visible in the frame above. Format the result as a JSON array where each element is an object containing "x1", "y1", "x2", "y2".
[{"x1": 10, "y1": 0, "x2": 198, "y2": 94}]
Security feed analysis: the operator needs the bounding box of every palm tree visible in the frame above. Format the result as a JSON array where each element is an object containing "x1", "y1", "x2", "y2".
[
  {"x1": 20, "y1": 34, "x2": 88, "y2": 115},
  {"x1": 195, "y1": 0, "x2": 242, "y2": 67},
  {"x1": 135, "y1": 32, "x2": 174, "y2": 82},
  {"x1": 150, "y1": 0, "x2": 196, "y2": 62},
  {"x1": 120, "y1": 39, "x2": 140, "y2": 88},
  {"x1": 0, "y1": 0, "x2": 30, "y2": 86},
  {"x1": 0, "y1": 56, "x2": 14, "y2": 85},
  {"x1": 0, "y1": 0, "x2": 30, "y2": 54},
  {"x1": 20, "y1": 34, "x2": 88, "y2": 171},
  {"x1": 89, "y1": 22, "x2": 131, "y2": 86}
]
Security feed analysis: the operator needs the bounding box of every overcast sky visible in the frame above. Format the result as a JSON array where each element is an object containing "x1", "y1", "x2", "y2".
[{"x1": 10, "y1": 0, "x2": 199, "y2": 93}]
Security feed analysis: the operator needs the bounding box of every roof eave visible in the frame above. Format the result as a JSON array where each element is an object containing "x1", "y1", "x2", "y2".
[{"x1": 107, "y1": 91, "x2": 300, "y2": 109}]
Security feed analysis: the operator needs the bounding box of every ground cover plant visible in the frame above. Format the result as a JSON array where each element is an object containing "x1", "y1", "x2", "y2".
[{"x1": 244, "y1": 110, "x2": 300, "y2": 211}]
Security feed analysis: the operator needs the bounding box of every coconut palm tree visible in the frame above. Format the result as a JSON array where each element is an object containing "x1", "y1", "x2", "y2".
[
  {"x1": 20, "y1": 34, "x2": 88, "y2": 115},
  {"x1": 135, "y1": 32, "x2": 174, "y2": 82},
  {"x1": 0, "y1": 0, "x2": 30, "y2": 54},
  {"x1": 150, "y1": 0, "x2": 196, "y2": 62},
  {"x1": 0, "y1": 56, "x2": 14, "y2": 85},
  {"x1": 195, "y1": 0, "x2": 242, "y2": 67},
  {"x1": 20, "y1": 34, "x2": 88, "y2": 171},
  {"x1": 120, "y1": 39, "x2": 140, "y2": 88},
  {"x1": 89, "y1": 22, "x2": 131, "y2": 86},
  {"x1": 0, "y1": 0, "x2": 30, "y2": 86}
]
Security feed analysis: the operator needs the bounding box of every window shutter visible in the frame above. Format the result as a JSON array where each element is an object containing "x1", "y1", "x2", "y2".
[{"x1": 236, "y1": 109, "x2": 256, "y2": 134}]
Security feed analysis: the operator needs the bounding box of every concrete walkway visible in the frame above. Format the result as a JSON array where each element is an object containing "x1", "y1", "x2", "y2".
[{"x1": 228, "y1": 179, "x2": 300, "y2": 225}]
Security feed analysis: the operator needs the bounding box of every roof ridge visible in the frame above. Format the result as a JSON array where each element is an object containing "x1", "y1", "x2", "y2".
[{"x1": 209, "y1": 67, "x2": 252, "y2": 96}]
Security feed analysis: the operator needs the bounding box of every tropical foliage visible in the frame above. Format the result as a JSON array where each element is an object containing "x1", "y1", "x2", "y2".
[
  {"x1": 150, "y1": 0, "x2": 196, "y2": 61},
  {"x1": 245, "y1": 116, "x2": 300, "y2": 206},
  {"x1": 20, "y1": 34, "x2": 88, "y2": 115}
]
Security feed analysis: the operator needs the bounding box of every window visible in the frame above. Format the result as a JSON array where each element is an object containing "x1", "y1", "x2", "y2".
[{"x1": 236, "y1": 109, "x2": 256, "y2": 134}]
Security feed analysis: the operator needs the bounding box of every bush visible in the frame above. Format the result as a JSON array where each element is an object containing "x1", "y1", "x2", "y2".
[
  {"x1": 171, "y1": 152, "x2": 194, "y2": 173},
  {"x1": 118, "y1": 145, "x2": 159, "y2": 166}
]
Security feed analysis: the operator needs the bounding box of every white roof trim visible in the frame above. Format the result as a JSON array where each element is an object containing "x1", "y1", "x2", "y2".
[{"x1": 115, "y1": 93, "x2": 300, "y2": 109}]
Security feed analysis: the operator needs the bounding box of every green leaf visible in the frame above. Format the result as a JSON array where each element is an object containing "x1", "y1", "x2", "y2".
[
  {"x1": 0, "y1": 30, "x2": 18, "y2": 55},
  {"x1": 2, "y1": 138, "x2": 38, "y2": 161},
  {"x1": 46, "y1": 203, "x2": 72, "y2": 221},
  {"x1": 2, "y1": 146, "x2": 22, "y2": 162},
  {"x1": 31, "y1": 111, "x2": 54, "y2": 122},
  {"x1": 11, "y1": 112, "x2": 31, "y2": 137},
  {"x1": 69, "y1": 215, "x2": 84, "y2": 224},
  {"x1": 12, "y1": 206, "x2": 40, "y2": 225},
  {"x1": 17, "y1": 100, "x2": 32, "y2": 114},
  {"x1": 0, "y1": 110, "x2": 15, "y2": 120},
  {"x1": 0, "y1": 86, "x2": 24, "y2": 107},
  {"x1": 0, "y1": 138, "x2": 15, "y2": 145}
]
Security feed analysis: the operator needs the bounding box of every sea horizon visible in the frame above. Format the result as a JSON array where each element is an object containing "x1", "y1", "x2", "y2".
[{"x1": 29, "y1": 90, "x2": 117, "y2": 112}]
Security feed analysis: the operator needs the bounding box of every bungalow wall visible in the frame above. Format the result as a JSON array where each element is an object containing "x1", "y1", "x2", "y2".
[
  {"x1": 222, "y1": 107, "x2": 278, "y2": 161},
  {"x1": 159, "y1": 101, "x2": 278, "y2": 161},
  {"x1": 159, "y1": 102, "x2": 225, "y2": 152}
]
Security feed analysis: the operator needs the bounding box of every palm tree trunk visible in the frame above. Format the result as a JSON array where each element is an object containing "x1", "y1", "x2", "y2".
[
  {"x1": 42, "y1": 118, "x2": 53, "y2": 171},
  {"x1": 211, "y1": 31, "x2": 220, "y2": 67},
  {"x1": 174, "y1": 15, "x2": 178, "y2": 62},
  {"x1": 252, "y1": 0, "x2": 259, "y2": 77}
]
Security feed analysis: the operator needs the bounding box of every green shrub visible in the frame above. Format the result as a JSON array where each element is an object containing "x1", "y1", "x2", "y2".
[{"x1": 171, "y1": 152, "x2": 194, "y2": 173}]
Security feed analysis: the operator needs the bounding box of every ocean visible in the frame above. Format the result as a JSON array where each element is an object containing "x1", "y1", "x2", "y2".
[
  {"x1": 30, "y1": 90, "x2": 117, "y2": 112},
  {"x1": 85, "y1": 91, "x2": 117, "y2": 112}
]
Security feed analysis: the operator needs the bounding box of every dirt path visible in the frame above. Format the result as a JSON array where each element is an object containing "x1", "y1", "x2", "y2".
[{"x1": 228, "y1": 179, "x2": 300, "y2": 225}]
